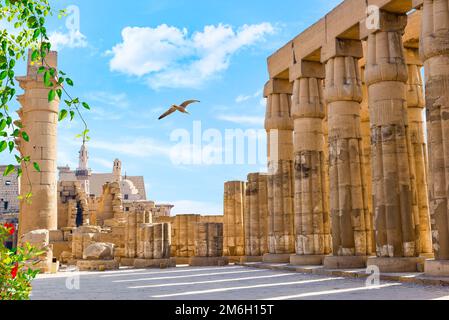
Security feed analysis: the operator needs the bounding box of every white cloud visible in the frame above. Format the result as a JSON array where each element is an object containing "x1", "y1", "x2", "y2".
[
  {"x1": 88, "y1": 91, "x2": 129, "y2": 108},
  {"x1": 236, "y1": 89, "x2": 262, "y2": 103},
  {"x1": 166, "y1": 200, "x2": 222, "y2": 215},
  {"x1": 57, "y1": 149, "x2": 77, "y2": 168},
  {"x1": 107, "y1": 23, "x2": 275, "y2": 89},
  {"x1": 88, "y1": 137, "x2": 172, "y2": 158},
  {"x1": 217, "y1": 115, "x2": 265, "y2": 126},
  {"x1": 49, "y1": 30, "x2": 88, "y2": 50},
  {"x1": 90, "y1": 157, "x2": 113, "y2": 169}
]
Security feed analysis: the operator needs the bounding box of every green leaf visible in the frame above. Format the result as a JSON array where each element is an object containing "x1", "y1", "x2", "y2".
[
  {"x1": 0, "y1": 71, "x2": 7, "y2": 80},
  {"x1": 33, "y1": 162, "x2": 41, "y2": 172},
  {"x1": 8, "y1": 141, "x2": 14, "y2": 153},
  {"x1": 66, "y1": 78, "x2": 74, "y2": 86},
  {"x1": 37, "y1": 66, "x2": 46, "y2": 74},
  {"x1": 82, "y1": 102, "x2": 90, "y2": 110},
  {"x1": 43, "y1": 71, "x2": 51, "y2": 87},
  {"x1": 56, "y1": 89, "x2": 62, "y2": 99},
  {"x1": 21, "y1": 132, "x2": 29, "y2": 142},
  {"x1": 70, "y1": 110, "x2": 75, "y2": 121},
  {"x1": 0, "y1": 119, "x2": 6, "y2": 131},
  {"x1": 0, "y1": 141, "x2": 7, "y2": 152},
  {"x1": 31, "y1": 50, "x2": 39, "y2": 62},
  {"x1": 58, "y1": 109, "x2": 68, "y2": 121},
  {"x1": 3, "y1": 164, "x2": 15, "y2": 176},
  {"x1": 48, "y1": 89, "x2": 56, "y2": 102},
  {"x1": 33, "y1": 29, "x2": 41, "y2": 40}
]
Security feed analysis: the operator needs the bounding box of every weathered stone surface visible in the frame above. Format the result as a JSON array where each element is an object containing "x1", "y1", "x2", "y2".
[
  {"x1": 76, "y1": 260, "x2": 119, "y2": 271},
  {"x1": 420, "y1": 0, "x2": 449, "y2": 262},
  {"x1": 291, "y1": 71, "x2": 331, "y2": 257},
  {"x1": 19, "y1": 229, "x2": 52, "y2": 273},
  {"x1": 365, "y1": 11, "x2": 420, "y2": 258},
  {"x1": 134, "y1": 258, "x2": 176, "y2": 269},
  {"x1": 17, "y1": 51, "x2": 59, "y2": 237},
  {"x1": 265, "y1": 79, "x2": 295, "y2": 256},
  {"x1": 324, "y1": 47, "x2": 373, "y2": 258},
  {"x1": 323, "y1": 255, "x2": 368, "y2": 269},
  {"x1": 367, "y1": 256, "x2": 425, "y2": 273},
  {"x1": 194, "y1": 222, "x2": 223, "y2": 257},
  {"x1": 290, "y1": 254, "x2": 326, "y2": 266},
  {"x1": 244, "y1": 173, "x2": 268, "y2": 257},
  {"x1": 223, "y1": 181, "x2": 245, "y2": 256},
  {"x1": 405, "y1": 47, "x2": 433, "y2": 256},
  {"x1": 83, "y1": 242, "x2": 114, "y2": 260},
  {"x1": 189, "y1": 256, "x2": 229, "y2": 267}
]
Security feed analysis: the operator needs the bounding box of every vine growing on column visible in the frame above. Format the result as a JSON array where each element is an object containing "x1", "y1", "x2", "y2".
[{"x1": 0, "y1": 0, "x2": 91, "y2": 201}]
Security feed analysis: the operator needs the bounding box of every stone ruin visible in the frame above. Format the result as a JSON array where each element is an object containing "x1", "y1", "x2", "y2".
[
  {"x1": 15, "y1": 0, "x2": 449, "y2": 279},
  {"x1": 190, "y1": 222, "x2": 228, "y2": 267}
]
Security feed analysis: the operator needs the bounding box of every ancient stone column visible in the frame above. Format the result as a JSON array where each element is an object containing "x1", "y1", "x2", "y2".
[
  {"x1": 322, "y1": 39, "x2": 373, "y2": 268},
  {"x1": 190, "y1": 222, "x2": 228, "y2": 266},
  {"x1": 223, "y1": 181, "x2": 245, "y2": 257},
  {"x1": 173, "y1": 214, "x2": 200, "y2": 259},
  {"x1": 134, "y1": 223, "x2": 172, "y2": 268},
  {"x1": 263, "y1": 79, "x2": 295, "y2": 263},
  {"x1": 289, "y1": 61, "x2": 331, "y2": 266},
  {"x1": 360, "y1": 66, "x2": 373, "y2": 222},
  {"x1": 244, "y1": 173, "x2": 268, "y2": 259},
  {"x1": 419, "y1": 0, "x2": 449, "y2": 275},
  {"x1": 364, "y1": 11, "x2": 423, "y2": 271},
  {"x1": 405, "y1": 47, "x2": 433, "y2": 256},
  {"x1": 17, "y1": 51, "x2": 59, "y2": 237},
  {"x1": 124, "y1": 211, "x2": 144, "y2": 259}
]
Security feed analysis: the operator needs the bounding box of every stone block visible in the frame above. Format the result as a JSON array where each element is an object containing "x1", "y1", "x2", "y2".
[
  {"x1": 76, "y1": 260, "x2": 119, "y2": 271},
  {"x1": 323, "y1": 256, "x2": 369, "y2": 269},
  {"x1": 189, "y1": 257, "x2": 229, "y2": 267},
  {"x1": 263, "y1": 253, "x2": 291, "y2": 263},
  {"x1": 83, "y1": 243, "x2": 114, "y2": 260},
  {"x1": 290, "y1": 254, "x2": 326, "y2": 266},
  {"x1": 120, "y1": 258, "x2": 135, "y2": 267},
  {"x1": 133, "y1": 258, "x2": 176, "y2": 269},
  {"x1": 367, "y1": 257, "x2": 425, "y2": 273},
  {"x1": 425, "y1": 260, "x2": 449, "y2": 277},
  {"x1": 49, "y1": 230, "x2": 63, "y2": 242}
]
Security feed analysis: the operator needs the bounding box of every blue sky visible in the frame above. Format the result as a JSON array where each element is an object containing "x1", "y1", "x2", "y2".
[{"x1": 1, "y1": 0, "x2": 342, "y2": 214}]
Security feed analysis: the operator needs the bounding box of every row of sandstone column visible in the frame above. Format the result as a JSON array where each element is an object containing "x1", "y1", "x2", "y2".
[{"x1": 223, "y1": 5, "x2": 449, "y2": 272}]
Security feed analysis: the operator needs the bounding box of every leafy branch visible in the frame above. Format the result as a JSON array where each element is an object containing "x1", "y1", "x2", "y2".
[{"x1": 0, "y1": 0, "x2": 91, "y2": 201}]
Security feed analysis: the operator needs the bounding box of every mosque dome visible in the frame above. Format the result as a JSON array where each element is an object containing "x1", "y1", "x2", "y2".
[{"x1": 120, "y1": 179, "x2": 140, "y2": 201}]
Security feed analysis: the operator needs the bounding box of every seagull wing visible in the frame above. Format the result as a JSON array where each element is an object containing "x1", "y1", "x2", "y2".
[
  {"x1": 180, "y1": 100, "x2": 200, "y2": 109},
  {"x1": 158, "y1": 106, "x2": 177, "y2": 120}
]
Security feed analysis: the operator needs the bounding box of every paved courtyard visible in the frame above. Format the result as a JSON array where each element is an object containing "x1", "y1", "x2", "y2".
[{"x1": 31, "y1": 265, "x2": 449, "y2": 300}]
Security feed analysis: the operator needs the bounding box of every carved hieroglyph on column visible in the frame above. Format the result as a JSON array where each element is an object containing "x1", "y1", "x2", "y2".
[
  {"x1": 360, "y1": 64, "x2": 373, "y2": 226},
  {"x1": 223, "y1": 181, "x2": 245, "y2": 256},
  {"x1": 405, "y1": 47, "x2": 433, "y2": 255},
  {"x1": 365, "y1": 12, "x2": 420, "y2": 258},
  {"x1": 264, "y1": 79, "x2": 295, "y2": 256},
  {"x1": 17, "y1": 51, "x2": 59, "y2": 237},
  {"x1": 290, "y1": 62, "x2": 331, "y2": 258},
  {"x1": 324, "y1": 40, "x2": 373, "y2": 257},
  {"x1": 420, "y1": 0, "x2": 449, "y2": 260},
  {"x1": 244, "y1": 173, "x2": 268, "y2": 257}
]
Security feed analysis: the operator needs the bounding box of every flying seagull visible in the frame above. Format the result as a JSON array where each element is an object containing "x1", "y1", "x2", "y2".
[{"x1": 158, "y1": 100, "x2": 200, "y2": 120}]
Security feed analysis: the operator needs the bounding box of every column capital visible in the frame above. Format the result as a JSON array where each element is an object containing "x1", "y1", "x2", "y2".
[
  {"x1": 289, "y1": 60, "x2": 325, "y2": 82},
  {"x1": 360, "y1": 10, "x2": 407, "y2": 40},
  {"x1": 321, "y1": 39, "x2": 363, "y2": 63},
  {"x1": 263, "y1": 78, "x2": 293, "y2": 98}
]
